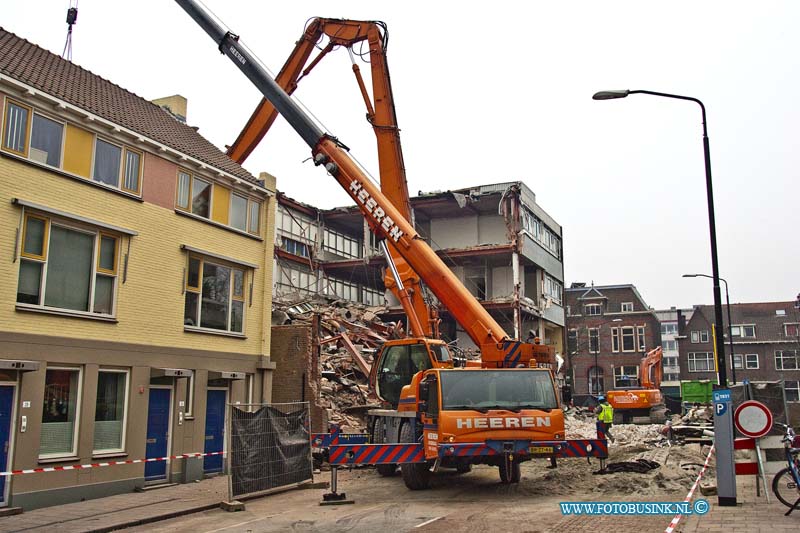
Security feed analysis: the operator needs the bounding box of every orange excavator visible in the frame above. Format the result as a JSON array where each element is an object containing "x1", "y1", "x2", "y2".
[
  {"x1": 606, "y1": 346, "x2": 668, "y2": 424},
  {"x1": 175, "y1": 0, "x2": 609, "y2": 490}
]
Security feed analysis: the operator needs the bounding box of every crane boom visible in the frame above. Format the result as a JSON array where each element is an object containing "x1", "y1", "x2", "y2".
[
  {"x1": 175, "y1": 0, "x2": 554, "y2": 367},
  {"x1": 227, "y1": 17, "x2": 435, "y2": 339}
]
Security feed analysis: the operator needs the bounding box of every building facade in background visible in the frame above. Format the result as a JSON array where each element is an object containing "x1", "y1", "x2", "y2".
[
  {"x1": 565, "y1": 283, "x2": 661, "y2": 404},
  {"x1": 273, "y1": 182, "x2": 565, "y2": 355},
  {"x1": 678, "y1": 301, "x2": 800, "y2": 419},
  {"x1": 0, "y1": 29, "x2": 275, "y2": 509},
  {"x1": 655, "y1": 307, "x2": 693, "y2": 397}
]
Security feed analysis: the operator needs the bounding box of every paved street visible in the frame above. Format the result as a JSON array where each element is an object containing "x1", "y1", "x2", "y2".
[{"x1": 0, "y1": 460, "x2": 798, "y2": 532}]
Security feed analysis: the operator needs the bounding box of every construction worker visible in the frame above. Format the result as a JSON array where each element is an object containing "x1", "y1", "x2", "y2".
[{"x1": 594, "y1": 395, "x2": 615, "y2": 443}]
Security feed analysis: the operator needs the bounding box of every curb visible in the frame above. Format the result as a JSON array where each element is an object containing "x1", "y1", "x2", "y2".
[{"x1": 87, "y1": 501, "x2": 221, "y2": 533}]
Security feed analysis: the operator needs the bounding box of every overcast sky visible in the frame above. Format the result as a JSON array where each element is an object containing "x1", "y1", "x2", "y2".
[{"x1": 4, "y1": 1, "x2": 799, "y2": 311}]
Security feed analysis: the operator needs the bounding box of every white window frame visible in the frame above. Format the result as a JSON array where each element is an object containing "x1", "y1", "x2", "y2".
[
  {"x1": 783, "y1": 323, "x2": 799, "y2": 337},
  {"x1": 636, "y1": 325, "x2": 646, "y2": 352},
  {"x1": 691, "y1": 330, "x2": 709, "y2": 344},
  {"x1": 93, "y1": 368, "x2": 130, "y2": 455},
  {"x1": 589, "y1": 328, "x2": 599, "y2": 354},
  {"x1": 614, "y1": 366, "x2": 639, "y2": 388},
  {"x1": 661, "y1": 322, "x2": 678, "y2": 335},
  {"x1": 585, "y1": 303, "x2": 601, "y2": 316},
  {"x1": 611, "y1": 327, "x2": 619, "y2": 353},
  {"x1": 732, "y1": 354, "x2": 743, "y2": 370},
  {"x1": 786, "y1": 380, "x2": 800, "y2": 403},
  {"x1": 731, "y1": 324, "x2": 756, "y2": 339},
  {"x1": 184, "y1": 372, "x2": 195, "y2": 418},
  {"x1": 688, "y1": 352, "x2": 715, "y2": 373},
  {"x1": 775, "y1": 350, "x2": 799, "y2": 371},
  {"x1": 745, "y1": 353, "x2": 759, "y2": 369},
  {"x1": 621, "y1": 302, "x2": 633, "y2": 312},
  {"x1": 621, "y1": 326, "x2": 636, "y2": 352},
  {"x1": 39, "y1": 365, "x2": 83, "y2": 460}
]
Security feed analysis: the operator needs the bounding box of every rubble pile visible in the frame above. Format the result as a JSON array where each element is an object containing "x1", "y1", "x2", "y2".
[
  {"x1": 564, "y1": 410, "x2": 663, "y2": 446},
  {"x1": 275, "y1": 297, "x2": 399, "y2": 432}
]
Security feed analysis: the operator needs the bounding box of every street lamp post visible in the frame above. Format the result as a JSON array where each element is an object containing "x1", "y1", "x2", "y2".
[
  {"x1": 593, "y1": 89, "x2": 737, "y2": 506},
  {"x1": 589, "y1": 318, "x2": 621, "y2": 395},
  {"x1": 684, "y1": 273, "x2": 736, "y2": 384}
]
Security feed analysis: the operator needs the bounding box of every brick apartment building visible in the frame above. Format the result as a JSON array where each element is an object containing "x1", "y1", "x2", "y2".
[
  {"x1": 678, "y1": 300, "x2": 800, "y2": 419},
  {"x1": 565, "y1": 283, "x2": 661, "y2": 404}
]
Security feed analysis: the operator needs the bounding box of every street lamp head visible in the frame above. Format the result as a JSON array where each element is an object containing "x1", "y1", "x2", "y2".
[
  {"x1": 592, "y1": 90, "x2": 630, "y2": 101},
  {"x1": 682, "y1": 274, "x2": 699, "y2": 278}
]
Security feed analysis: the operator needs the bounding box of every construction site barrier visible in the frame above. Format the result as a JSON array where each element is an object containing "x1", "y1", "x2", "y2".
[
  {"x1": 228, "y1": 402, "x2": 313, "y2": 500},
  {"x1": 0, "y1": 451, "x2": 225, "y2": 477},
  {"x1": 664, "y1": 444, "x2": 715, "y2": 533}
]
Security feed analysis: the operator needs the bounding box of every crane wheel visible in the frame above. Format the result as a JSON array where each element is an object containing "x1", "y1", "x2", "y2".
[
  {"x1": 399, "y1": 423, "x2": 430, "y2": 490},
  {"x1": 499, "y1": 456, "x2": 521, "y2": 484}
]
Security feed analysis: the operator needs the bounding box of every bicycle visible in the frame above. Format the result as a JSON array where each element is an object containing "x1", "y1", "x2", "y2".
[{"x1": 771, "y1": 422, "x2": 800, "y2": 516}]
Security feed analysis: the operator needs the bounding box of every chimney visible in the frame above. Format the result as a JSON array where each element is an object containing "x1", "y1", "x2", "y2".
[{"x1": 152, "y1": 95, "x2": 188, "y2": 123}]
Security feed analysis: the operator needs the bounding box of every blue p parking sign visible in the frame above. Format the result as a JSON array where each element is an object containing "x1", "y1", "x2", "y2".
[{"x1": 713, "y1": 389, "x2": 731, "y2": 417}]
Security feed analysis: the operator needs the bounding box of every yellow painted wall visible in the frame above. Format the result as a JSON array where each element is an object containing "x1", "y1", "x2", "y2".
[
  {"x1": 211, "y1": 183, "x2": 230, "y2": 225},
  {"x1": 0, "y1": 156, "x2": 272, "y2": 356},
  {"x1": 62, "y1": 124, "x2": 93, "y2": 178}
]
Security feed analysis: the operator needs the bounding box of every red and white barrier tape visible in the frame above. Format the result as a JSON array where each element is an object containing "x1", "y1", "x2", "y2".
[
  {"x1": 664, "y1": 444, "x2": 715, "y2": 533},
  {"x1": 0, "y1": 450, "x2": 226, "y2": 477}
]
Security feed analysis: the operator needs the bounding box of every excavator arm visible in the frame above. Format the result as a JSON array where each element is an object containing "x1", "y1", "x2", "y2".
[
  {"x1": 639, "y1": 346, "x2": 663, "y2": 390},
  {"x1": 228, "y1": 17, "x2": 436, "y2": 339},
  {"x1": 175, "y1": 0, "x2": 554, "y2": 368}
]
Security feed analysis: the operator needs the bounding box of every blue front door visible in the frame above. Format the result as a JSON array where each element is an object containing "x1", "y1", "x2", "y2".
[
  {"x1": 145, "y1": 388, "x2": 171, "y2": 481},
  {"x1": 204, "y1": 389, "x2": 226, "y2": 473},
  {"x1": 0, "y1": 386, "x2": 14, "y2": 504}
]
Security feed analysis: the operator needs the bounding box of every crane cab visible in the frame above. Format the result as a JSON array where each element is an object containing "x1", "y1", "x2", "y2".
[{"x1": 369, "y1": 338, "x2": 454, "y2": 408}]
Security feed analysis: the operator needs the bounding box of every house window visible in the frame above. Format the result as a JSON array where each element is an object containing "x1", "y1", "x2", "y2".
[
  {"x1": 611, "y1": 327, "x2": 620, "y2": 353},
  {"x1": 621, "y1": 302, "x2": 633, "y2": 312},
  {"x1": 731, "y1": 325, "x2": 756, "y2": 338},
  {"x1": 691, "y1": 330, "x2": 709, "y2": 343},
  {"x1": 661, "y1": 322, "x2": 678, "y2": 335},
  {"x1": 31, "y1": 113, "x2": 64, "y2": 167},
  {"x1": 784, "y1": 324, "x2": 799, "y2": 337},
  {"x1": 248, "y1": 201, "x2": 261, "y2": 235},
  {"x1": 637, "y1": 326, "x2": 646, "y2": 352},
  {"x1": 732, "y1": 354, "x2": 743, "y2": 370},
  {"x1": 93, "y1": 138, "x2": 142, "y2": 194},
  {"x1": 663, "y1": 340, "x2": 678, "y2": 351},
  {"x1": 664, "y1": 356, "x2": 679, "y2": 368},
  {"x1": 688, "y1": 352, "x2": 715, "y2": 372},
  {"x1": 614, "y1": 366, "x2": 639, "y2": 388},
  {"x1": 176, "y1": 169, "x2": 211, "y2": 218},
  {"x1": 94, "y1": 370, "x2": 129, "y2": 453},
  {"x1": 184, "y1": 256, "x2": 246, "y2": 333},
  {"x1": 17, "y1": 214, "x2": 119, "y2": 316},
  {"x1": 588, "y1": 366, "x2": 604, "y2": 395},
  {"x1": 786, "y1": 380, "x2": 800, "y2": 402},
  {"x1": 544, "y1": 275, "x2": 563, "y2": 304},
  {"x1": 567, "y1": 329, "x2": 578, "y2": 354},
  {"x1": 745, "y1": 354, "x2": 759, "y2": 369},
  {"x1": 323, "y1": 227, "x2": 361, "y2": 259},
  {"x1": 775, "y1": 350, "x2": 799, "y2": 371},
  {"x1": 621, "y1": 326, "x2": 635, "y2": 352},
  {"x1": 40, "y1": 367, "x2": 82, "y2": 458},
  {"x1": 230, "y1": 194, "x2": 248, "y2": 231},
  {"x1": 282, "y1": 237, "x2": 309, "y2": 257},
  {"x1": 585, "y1": 304, "x2": 601, "y2": 316},
  {"x1": 589, "y1": 328, "x2": 599, "y2": 354},
  {"x1": 2, "y1": 100, "x2": 30, "y2": 155}
]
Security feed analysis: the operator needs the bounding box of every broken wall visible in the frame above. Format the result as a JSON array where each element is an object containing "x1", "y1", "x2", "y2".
[{"x1": 270, "y1": 324, "x2": 327, "y2": 433}]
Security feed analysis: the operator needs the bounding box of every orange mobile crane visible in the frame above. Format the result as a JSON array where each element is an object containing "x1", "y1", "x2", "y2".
[
  {"x1": 227, "y1": 17, "x2": 437, "y2": 341},
  {"x1": 176, "y1": 0, "x2": 608, "y2": 491},
  {"x1": 606, "y1": 346, "x2": 668, "y2": 424}
]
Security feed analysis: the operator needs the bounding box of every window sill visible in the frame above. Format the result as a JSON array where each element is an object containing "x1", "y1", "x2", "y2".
[
  {"x1": 174, "y1": 209, "x2": 263, "y2": 241},
  {"x1": 1, "y1": 150, "x2": 144, "y2": 202},
  {"x1": 92, "y1": 451, "x2": 128, "y2": 459},
  {"x1": 38, "y1": 455, "x2": 80, "y2": 464},
  {"x1": 184, "y1": 326, "x2": 246, "y2": 339},
  {"x1": 16, "y1": 303, "x2": 118, "y2": 322}
]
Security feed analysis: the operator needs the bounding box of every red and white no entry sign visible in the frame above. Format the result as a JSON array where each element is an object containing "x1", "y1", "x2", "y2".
[{"x1": 733, "y1": 400, "x2": 773, "y2": 439}]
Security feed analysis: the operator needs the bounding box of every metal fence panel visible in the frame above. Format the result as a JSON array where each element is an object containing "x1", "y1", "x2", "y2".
[{"x1": 229, "y1": 402, "x2": 312, "y2": 499}]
